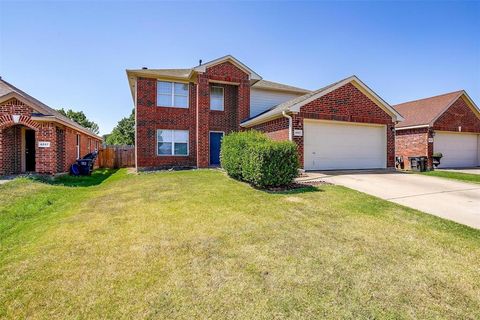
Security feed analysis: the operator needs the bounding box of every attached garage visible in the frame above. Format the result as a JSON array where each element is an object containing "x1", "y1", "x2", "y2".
[
  {"x1": 434, "y1": 132, "x2": 479, "y2": 168},
  {"x1": 242, "y1": 76, "x2": 403, "y2": 170},
  {"x1": 394, "y1": 90, "x2": 480, "y2": 170},
  {"x1": 304, "y1": 120, "x2": 386, "y2": 170}
]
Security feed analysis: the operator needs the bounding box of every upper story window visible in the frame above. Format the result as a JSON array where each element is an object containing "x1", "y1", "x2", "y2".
[
  {"x1": 157, "y1": 81, "x2": 188, "y2": 108},
  {"x1": 210, "y1": 86, "x2": 224, "y2": 111}
]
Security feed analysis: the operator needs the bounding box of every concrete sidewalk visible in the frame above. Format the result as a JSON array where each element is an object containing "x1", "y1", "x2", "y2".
[{"x1": 299, "y1": 170, "x2": 480, "y2": 229}]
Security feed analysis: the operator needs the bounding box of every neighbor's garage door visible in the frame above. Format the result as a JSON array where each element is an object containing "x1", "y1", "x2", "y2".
[
  {"x1": 304, "y1": 120, "x2": 387, "y2": 170},
  {"x1": 434, "y1": 132, "x2": 479, "y2": 168}
]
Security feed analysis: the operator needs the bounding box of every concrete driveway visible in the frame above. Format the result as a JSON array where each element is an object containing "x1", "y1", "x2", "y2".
[{"x1": 299, "y1": 170, "x2": 480, "y2": 229}]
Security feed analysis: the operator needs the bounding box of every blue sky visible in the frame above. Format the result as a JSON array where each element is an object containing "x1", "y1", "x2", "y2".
[{"x1": 1, "y1": 1, "x2": 479, "y2": 135}]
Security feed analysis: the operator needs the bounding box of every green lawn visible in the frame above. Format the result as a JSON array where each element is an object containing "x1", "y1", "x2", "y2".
[
  {"x1": 421, "y1": 170, "x2": 480, "y2": 184},
  {"x1": 1, "y1": 169, "x2": 479, "y2": 319}
]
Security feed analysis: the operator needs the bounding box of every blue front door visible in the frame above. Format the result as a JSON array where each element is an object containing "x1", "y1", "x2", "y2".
[{"x1": 209, "y1": 132, "x2": 223, "y2": 166}]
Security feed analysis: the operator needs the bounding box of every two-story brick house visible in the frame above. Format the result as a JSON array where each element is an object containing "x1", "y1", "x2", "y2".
[{"x1": 127, "y1": 55, "x2": 403, "y2": 171}]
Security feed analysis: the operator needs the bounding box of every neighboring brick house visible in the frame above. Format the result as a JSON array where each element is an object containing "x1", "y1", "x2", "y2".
[
  {"x1": 0, "y1": 78, "x2": 102, "y2": 175},
  {"x1": 394, "y1": 91, "x2": 480, "y2": 169},
  {"x1": 128, "y1": 56, "x2": 404, "y2": 171}
]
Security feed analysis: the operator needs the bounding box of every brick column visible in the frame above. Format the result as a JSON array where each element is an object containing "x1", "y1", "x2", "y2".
[
  {"x1": 196, "y1": 74, "x2": 210, "y2": 168},
  {"x1": 427, "y1": 129, "x2": 434, "y2": 170},
  {"x1": 292, "y1": 114, "x2": 304, "y2": 168},
  {"x1": 237, "y1": 79, "x2": 250, "y2": 126},
  {"x1": 0, "y1": 128, "x2": 4, "y2": 175},
  {"x1": 35, "y1": 122, "x2": 57, "y2": 174},
  {"x1": 387, "y1": 123, "x2": 395, "y2": 168}
]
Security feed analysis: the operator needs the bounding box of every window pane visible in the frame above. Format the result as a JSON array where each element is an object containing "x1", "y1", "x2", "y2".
[
  {"x1": 157, "y1": 130, "x2": 172, "y2": 142},
  {"x1": 158, "y1": 81, "x2": 172, "y2": 95},
  {"x1": 210, "y1": 87, "x2": 224, "y2": 110},
  {"x1": 211, "y1": 86, "x2": 223, "y2": 98},
  {"x1": 174, "y1": 83, "x2": 188, "y2": 96},
  {"x1": 210, "y1": 98, "x2": 224, "y2": 110},
  {"x1": 174, "y1": 143, "x2": 188, "y2": 155},
  {"x1": 174, "y1": 130, "x2": 188, "y2": 143},
  {"x1": 174, "y1": 95, "x2": 188, "y2": 108},
  {"x1": 158, "y1": 142, "x2": 172, "y2": 155},
  {"x1": 158, "y1": 94, "x2": 172, "y2": 107}
]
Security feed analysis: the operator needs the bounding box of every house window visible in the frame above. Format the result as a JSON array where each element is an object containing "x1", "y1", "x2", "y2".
[
  {"x1": 157, "y1": 129, "x2": 189, "y2": 156},
  {"x1": 157, "y1": 81, "x2": 188, "y2": 108},
  {"x1": 76, "y1": 134, "x2": 80, "y2": 159},
  {"x1": 210, "y1": 86, "x2": 224, "y2": 111},
  {"x1": 88, "y1": 138, "x2": 91, "y2": 151}
]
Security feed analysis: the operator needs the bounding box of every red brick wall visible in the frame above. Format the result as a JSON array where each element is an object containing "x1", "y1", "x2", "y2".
[
  {"x1": 252, "y1": 117, "x2": 289, "y2": 141},
  {"x1": 0, "y1": 98, "x2": 34, "y2": 116},
  {"x1": 433, "y1": 96, "x2": 480, "y2": 133},
  {"x1": 0, "y1": 126, "x2": 22, "y2": 174},
  {"x1": 395, "y1": 127, "x2": 430, "y2": 169},
  {"x1": 208, "y1": 83, "x2": 238, "y2": 133},
  {"x1": 136, "y1": 78, "x2": 197, "y2": 169},
  {"x1": 135, "y1": 61, "x2": 250, "y2": 170},
  {"x1": 196, "y1": 62, "x2": 250, "y2": 167}
]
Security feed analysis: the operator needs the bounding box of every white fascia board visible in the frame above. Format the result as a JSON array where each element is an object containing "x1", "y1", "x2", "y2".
[
  {"x1": 240, "y1": 105, "x2": 290, "y2": 127},
  {"x1": 395, "y1": 124, "x2": 430, "y2": 130}
]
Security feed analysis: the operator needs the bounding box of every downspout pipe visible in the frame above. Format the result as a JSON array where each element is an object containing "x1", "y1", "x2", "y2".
[{"x1": 282, "y1": 111, "x2": 293, "y2": 141}]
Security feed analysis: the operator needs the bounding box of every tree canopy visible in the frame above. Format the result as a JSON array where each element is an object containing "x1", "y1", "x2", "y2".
[
  {"x1": 57, "y1": 108, "x2": 100, "y2": 134},
  {"x1": 105, "y1": 109, "x2": 135, "y2": 145}
]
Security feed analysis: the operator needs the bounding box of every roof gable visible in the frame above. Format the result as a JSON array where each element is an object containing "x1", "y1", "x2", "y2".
[
  {"x1": 242, "y1": 75, "x2": 403, "y2": 127},
  {"x1": 193, "y1": 55, "x2": 262, "y2": 81},
  {"x1": 394, "y1": 91, "x2": 479, "y2": 129},
  {"x1": 0, "y1": 79, "x2": 101, "y2": 139}
]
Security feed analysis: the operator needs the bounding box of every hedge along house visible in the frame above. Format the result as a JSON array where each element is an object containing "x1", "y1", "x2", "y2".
[
  {"x1": 394, "y1": 91, "x2": 480, "y2": 169},
  {"x1": 241, "y1": 76, "x2": 404, "y2": 170},
  {"x1": 0, "y1": 78, "x2": 102, "y2": 175},
  {"x1": 127, "y1": 55, "x2": 310, "y2": 170}
]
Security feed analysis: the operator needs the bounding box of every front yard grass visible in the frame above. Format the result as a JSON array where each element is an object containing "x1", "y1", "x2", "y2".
[
  {"x1": 1, "y1": 169, "x2": 479, "y2": 319},
  {"x1": 421, "y1": 170, "x2": 480, "y2": 184}
]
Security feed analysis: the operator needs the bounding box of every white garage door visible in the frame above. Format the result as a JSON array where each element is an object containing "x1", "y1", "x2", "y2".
[
  {"x1": 434, "y1": 132, "x2": 479, "y2": 168},
  {"x1": 304, "y1": 120, "x2": 387, "y2": 170}
]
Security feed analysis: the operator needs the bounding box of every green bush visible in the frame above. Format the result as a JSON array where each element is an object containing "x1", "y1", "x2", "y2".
[
  {"x1": 221, "y1": 130, "x2": 299, "y2": 188},
  {"x1": 220, "y1": 130, "x2": 269, "y2": 179}
]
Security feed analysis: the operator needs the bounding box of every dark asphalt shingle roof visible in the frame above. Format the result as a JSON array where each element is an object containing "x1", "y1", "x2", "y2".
[
  {"x1": 393, "y1": 91, "x2": 464, "y2": 128},
  {"x1": 0, "y1": 78, "x2": 101, "y2": 138}
]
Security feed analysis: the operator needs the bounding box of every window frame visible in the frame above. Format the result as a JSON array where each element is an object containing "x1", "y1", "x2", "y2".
[
  {"x1": 156, "y1": 129, "x2": 189, "y2": 157},
  {"x1": 210, "y1": 86, "x2": 225, "y2": 111},
  {"x1": 156, "y1": 80, "x2": 189, "y2": 109},
  {"x1": 76, "y1": 134, "x2": 80, "y2": 159}
]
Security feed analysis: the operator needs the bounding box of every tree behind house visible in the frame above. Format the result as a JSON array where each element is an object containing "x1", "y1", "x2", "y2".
[
  {"x1": 105, "y1": 109, "x2": 135, "y2": 145},
  {"x1": 57, "y1": 108, "x2": 100, "y2": 134}
]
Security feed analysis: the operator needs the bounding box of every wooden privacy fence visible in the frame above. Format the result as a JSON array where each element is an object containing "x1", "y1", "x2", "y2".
[{"x1": 98, "y1": 145, "x2": 135, "y2": 168}]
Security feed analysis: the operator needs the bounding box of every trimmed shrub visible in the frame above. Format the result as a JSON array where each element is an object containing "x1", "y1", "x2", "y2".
[
  {"x1": 221, "y1": 130, "x2": 299, "y2": 188},
  {"x1": 220, "y1": 130, "x2": 269, "y2": 179}
]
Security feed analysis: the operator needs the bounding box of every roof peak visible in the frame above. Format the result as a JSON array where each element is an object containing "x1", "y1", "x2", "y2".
[{"x1": 394, "y1": 90, "x2": 464, "y2": 107}]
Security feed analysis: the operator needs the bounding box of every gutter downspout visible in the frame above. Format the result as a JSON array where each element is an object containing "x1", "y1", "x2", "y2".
[{"x1": 282, "y1": 111, "x2": 293, "y2": 141}]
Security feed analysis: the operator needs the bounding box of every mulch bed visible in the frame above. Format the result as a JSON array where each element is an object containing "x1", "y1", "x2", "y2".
[{"x1": 265, "y1": 179, "x2": 331, "y2": 192}]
